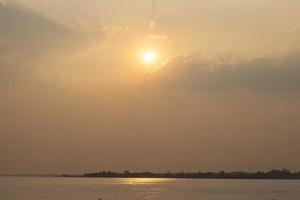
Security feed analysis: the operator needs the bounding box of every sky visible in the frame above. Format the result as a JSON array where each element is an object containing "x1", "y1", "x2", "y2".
[{"x1": 0, "y1": 0, "x2": 300, "y2": 174}]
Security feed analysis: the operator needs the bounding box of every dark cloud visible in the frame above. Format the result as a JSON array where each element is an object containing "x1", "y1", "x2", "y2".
[
  {"x1": 0, "y1": 0, "x2": 87, "y2": 87},
  {"x1": 151, "y1": 52, "x2": 300, "y2": 94},
  {"x1": 0, "y1": 1, "x2": 83, "y2": 55}
]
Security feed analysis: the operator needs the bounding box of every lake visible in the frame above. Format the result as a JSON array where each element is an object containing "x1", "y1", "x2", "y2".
[{"x1": 1, "y1": 177, "x2": 300, "y2": 200}]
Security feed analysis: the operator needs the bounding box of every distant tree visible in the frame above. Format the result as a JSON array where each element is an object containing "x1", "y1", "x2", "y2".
[{"x1": 124, "y1": 170, "x2": 130, "y2": 175}]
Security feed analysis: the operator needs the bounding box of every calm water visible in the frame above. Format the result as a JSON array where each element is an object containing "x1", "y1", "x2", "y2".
[{"x1": 1, "y1": 177, "x2": 300, "y2": 200}]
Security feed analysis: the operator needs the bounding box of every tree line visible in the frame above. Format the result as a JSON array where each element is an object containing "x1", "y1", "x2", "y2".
[{"x1": 62, "y1": 169, "x2": 300, "y2": 179}]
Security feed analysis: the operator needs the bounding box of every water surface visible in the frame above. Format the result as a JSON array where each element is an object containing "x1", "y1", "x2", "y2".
[{"x1": 1, "y1": 177, "x2": 300, "y2": 200}]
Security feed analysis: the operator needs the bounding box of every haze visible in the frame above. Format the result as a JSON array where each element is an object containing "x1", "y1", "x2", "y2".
[{"x1": 1, "y1": 0, "x2": 300, "y2": 174}]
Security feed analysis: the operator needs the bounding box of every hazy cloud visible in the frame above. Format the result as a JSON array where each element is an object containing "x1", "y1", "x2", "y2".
[
  {"x1": 151, "y1": 51, "x2": 300, "y2": 94},
  {"x1": 102, "y1": 25, "x2": 129, "y2": 40},
  {"x1": 0, "y1": 1, "x2": 89, "y2": 86},
  {"x1": 0, "y1": 0, "x2": 6, "y2": 7},
  {"x1": 147, "y1": 34, "x2": 167, "y2": 41}
]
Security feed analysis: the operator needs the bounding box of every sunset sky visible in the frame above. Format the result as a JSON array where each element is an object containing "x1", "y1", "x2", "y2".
[{"x1": 1, "y1": 0, "x2": 300, "y2": 174}]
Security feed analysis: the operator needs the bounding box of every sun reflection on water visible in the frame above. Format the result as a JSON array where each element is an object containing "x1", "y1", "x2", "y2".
[{"x1": 118, "y1": 178, "x2": 174, "y2": 185}]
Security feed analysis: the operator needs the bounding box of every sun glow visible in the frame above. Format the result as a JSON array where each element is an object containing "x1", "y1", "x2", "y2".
[
  {"x1": 142, "y1": 51, "x2": 156, "y2": 64},
  {"x1": 120, "y1": 178, "x2": 174, "y2": 185}
]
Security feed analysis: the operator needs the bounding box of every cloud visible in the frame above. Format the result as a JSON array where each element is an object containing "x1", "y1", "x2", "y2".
[
  {"x1": 150, "y1": 51, "x2": 300, "y2": 94},
  {"x1": 0, "y1": 0, "x2": 6, "y2": 7},
  {"x1": 0, "y1": 0, "x2": 88, "y2": 88},
  {"x1": 102, "y1": 25, "x2": 129, "y2": 39},
  {"x1": 0, "y1": 0, "x2": 84, "y2": 55},
  {"x1": 147, "y1": 34, "x2": 167, "y2": 41}
]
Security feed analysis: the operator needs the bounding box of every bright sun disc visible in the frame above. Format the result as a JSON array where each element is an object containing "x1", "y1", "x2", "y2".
[{"x1": 143, "y1": 51, "x2": 156, "y2": 64}]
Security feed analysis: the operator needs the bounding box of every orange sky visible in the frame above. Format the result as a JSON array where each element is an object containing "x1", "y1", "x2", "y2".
[{"x1": 0, "y1": 0, "x2": 300, "y2": 174}]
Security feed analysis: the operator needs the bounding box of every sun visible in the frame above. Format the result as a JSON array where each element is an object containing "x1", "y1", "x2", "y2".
[{"x1": 142, "y1": 51, "x2": 156, "y2": 64}]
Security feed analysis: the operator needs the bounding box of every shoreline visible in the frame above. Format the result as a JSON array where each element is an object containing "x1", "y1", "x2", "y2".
[{"x1": 2, "y1": 169, "x2": 300, "y2": 180}]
